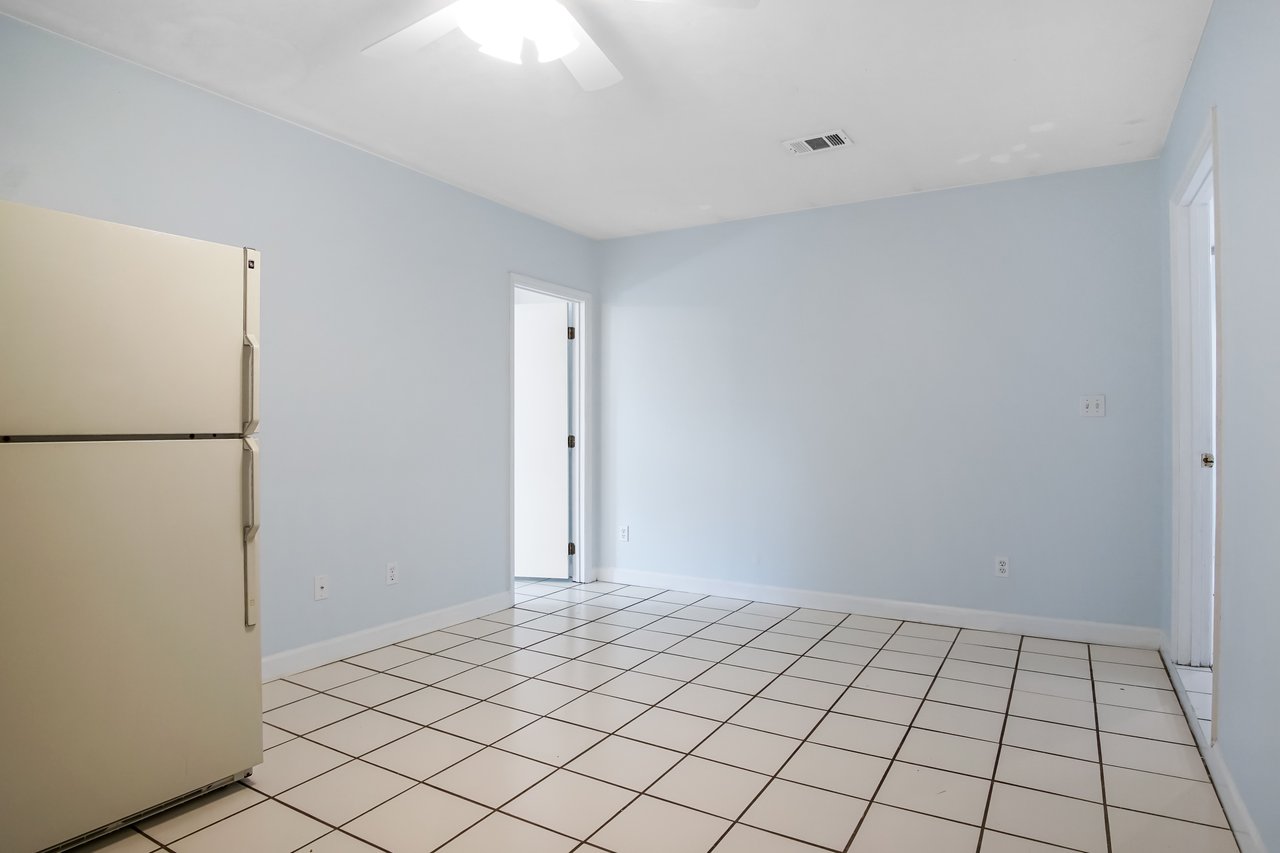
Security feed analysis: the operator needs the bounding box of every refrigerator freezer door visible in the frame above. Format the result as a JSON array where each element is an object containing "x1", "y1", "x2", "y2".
[
  {"x1": 0, "y1": 200, "x2": 255, "y2": 437},
  {"x1": 0, "y1": 440, "x2": 262, "y2": 853}
]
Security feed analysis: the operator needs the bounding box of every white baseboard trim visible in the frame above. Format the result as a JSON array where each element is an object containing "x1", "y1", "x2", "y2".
[
  {"x1": 596, "y1": 567, "x2": 1162, "y2": 649},
  {"x1": 261, "y1": 590, "x2": 514, "y2": 681},
  {"x1": 1162, "y1": 644, "x2": 1265, "y2": 853}
]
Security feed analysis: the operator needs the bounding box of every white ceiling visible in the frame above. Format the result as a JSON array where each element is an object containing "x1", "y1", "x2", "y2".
[{"x1": 1, "y1": 0, "x2": 1212, "y2": 239}]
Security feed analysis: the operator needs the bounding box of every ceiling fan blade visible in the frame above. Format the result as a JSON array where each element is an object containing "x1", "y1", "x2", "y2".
[
  {"x1": 560, "y1": 14, "x2": 623, "y2": 91},
  {"x1": 628, "y1": 0, "x2": 760, "y2": 8},
  {"x1": 363, "y1": 1, "x2": 461, "y2": 58}
]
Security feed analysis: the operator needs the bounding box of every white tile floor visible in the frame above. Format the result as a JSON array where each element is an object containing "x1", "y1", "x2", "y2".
[{"x1": 90, "y1": 580, "x2": 1240, "y2": 852}]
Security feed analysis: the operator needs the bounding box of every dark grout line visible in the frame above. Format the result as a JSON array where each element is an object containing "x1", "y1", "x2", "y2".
[
  {"x1": 975, "y1": 635, "x2": 1025, "y2": 852},
  {"x1": 1090, "y1": 644, "x2": 1116, "y2": 853},
  {"x1": 840, "y1": 622, "x2": 964, "y2": 852}
]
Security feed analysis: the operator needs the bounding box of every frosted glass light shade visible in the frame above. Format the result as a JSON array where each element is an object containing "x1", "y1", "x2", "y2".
[{"x1": 456, "y1": 0, "x2": 581, "y2": 64}]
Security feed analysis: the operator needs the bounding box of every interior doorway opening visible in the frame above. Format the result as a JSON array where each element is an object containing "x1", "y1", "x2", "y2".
[
  {"x1": 512, "y1": 276, "x2": 589, "y2": 584},
  {"x1": 1170, "y1": 118, "x2": 1220, "y2": 743}
]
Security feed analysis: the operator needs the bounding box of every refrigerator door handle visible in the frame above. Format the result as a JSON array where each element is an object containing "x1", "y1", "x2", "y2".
[
  {"x1": 243, "y1": 333, "x2": 260, "y2": 436},
  {"x1": 242, "y1": 437, "x2": 260, "y2": 627}
]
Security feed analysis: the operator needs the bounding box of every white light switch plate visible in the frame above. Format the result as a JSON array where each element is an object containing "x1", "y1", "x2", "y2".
[{"x1": 1080, "y1": 395, "x2": 1106, "y2": 417}]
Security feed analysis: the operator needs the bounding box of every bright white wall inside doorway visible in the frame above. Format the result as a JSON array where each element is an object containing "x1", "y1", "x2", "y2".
[{"x1": 514, "y1": 287, "x2": 572, "y2": 580}]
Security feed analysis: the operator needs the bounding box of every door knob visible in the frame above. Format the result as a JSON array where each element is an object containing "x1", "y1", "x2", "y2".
[{"x1": 1202, "y1": 453, "x2": 1215, "y2": 468}]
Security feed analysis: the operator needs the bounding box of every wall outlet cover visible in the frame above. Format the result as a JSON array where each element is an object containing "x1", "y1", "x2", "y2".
[
  {"x1": 314, "y1": 575, "x2": 330, "y2": 600},
  {"x1": 619, "y1": 525, "x2": 630, "y2": 542},
  {"x1": 995, "y1": 557, "x2": 1010, "y2": 578},
  {"x1": 386, "y1": 562, "x2": 399, "y2": 585}
]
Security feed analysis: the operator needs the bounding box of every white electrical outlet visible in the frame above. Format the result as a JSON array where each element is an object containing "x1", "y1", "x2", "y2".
[
  {"x1": 1079, "y1": 395, "x2": 1106, "y2": 417},
  {"x1": 995, "y1": 557, "x2": 1010, "y2": 578},
  {"x1": 386, "y1": 562, "x2": 399, "y2": 585},
  {"x1": 314, "y1": 575, "x2": 330, "y2": 600},
  {"x1": 619, "y1": 525, "x2": 630, "y2": 542}
]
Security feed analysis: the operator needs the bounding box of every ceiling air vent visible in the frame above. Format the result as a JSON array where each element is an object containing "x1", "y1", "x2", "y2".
[{"x1": 784, "y1": 130, "x2": 853, "y2": 156}]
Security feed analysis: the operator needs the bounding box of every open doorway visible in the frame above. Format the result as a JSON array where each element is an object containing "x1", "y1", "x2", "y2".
[
  {"x1": 512, "y1": 275, "x2": 589, "y2": 584},
  {"x1": 1170, "y1": 116, "x2": 1220, "y2": 742}
]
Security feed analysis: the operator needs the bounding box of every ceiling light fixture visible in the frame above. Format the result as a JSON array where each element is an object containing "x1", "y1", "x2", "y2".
[{"x1": 455, "y1": 0, "x2": 580, "y2": 64}]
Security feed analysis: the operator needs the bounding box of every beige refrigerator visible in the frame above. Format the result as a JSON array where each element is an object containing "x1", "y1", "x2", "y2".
[{"x1": 0, "y1": 200, "x2": 263, "y2": 852}]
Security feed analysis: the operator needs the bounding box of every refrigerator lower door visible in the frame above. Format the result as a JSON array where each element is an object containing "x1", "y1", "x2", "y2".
[{"x1": 0, "y1": 439, "x2": 262, "y2": 853}]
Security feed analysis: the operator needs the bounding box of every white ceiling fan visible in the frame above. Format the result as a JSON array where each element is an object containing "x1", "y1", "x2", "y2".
[{"x1": 363, "y1": 0, "x2": 761, "y2": 91}]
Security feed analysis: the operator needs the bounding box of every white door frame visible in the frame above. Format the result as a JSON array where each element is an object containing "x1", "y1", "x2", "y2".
[
  {"x1": 510, "y1": 273, "x2": 593, "y2": 584},
  {"x1": 1169, "y1": 110, "x2": 1222, "y2": 711}
]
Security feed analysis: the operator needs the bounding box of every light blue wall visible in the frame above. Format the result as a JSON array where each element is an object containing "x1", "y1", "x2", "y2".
[
  {"x1": 599, "y1": 163, "x2": 1166, "y2": 628},
  {"x1": 1159, "y1": 1, "x2": 1280, "y2": 847},
  {"x1": 0, "y1": 17, "x2": 598, "y2": 656}
]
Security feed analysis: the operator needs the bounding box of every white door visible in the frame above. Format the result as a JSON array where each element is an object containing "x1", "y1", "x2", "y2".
[
  {"x1": 1172, "y1": 133, "x2": 1220, "y2": 674},
  {"x1": 0, "y1": 200, "x2": 257, "y2": 436},
  {"x1": 1187, "y1": 172, "x2": 1218, "y2": 667},
  {"x1": 0, "y1": 439, "x2": 261, "y2": 853},
  {"x1": 514, "y1": 291, "x2": 572, "y2": 579}
]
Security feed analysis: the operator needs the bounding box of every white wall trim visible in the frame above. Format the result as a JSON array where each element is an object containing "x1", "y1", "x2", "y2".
[
  {"x1": 598, "y1": 567, "x2": 1162, "y2": 648},
  {"x1": 262, "y1": 590, "x2": 513, "y2": 681},
  {"x1": 1163, "y1": 645, "x2": 1265, "y2": 853}
]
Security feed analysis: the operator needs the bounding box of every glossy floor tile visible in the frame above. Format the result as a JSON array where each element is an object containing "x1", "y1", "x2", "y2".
[{"x1": 101, "y1": 580, "x2": 1240, "y2": 852}]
